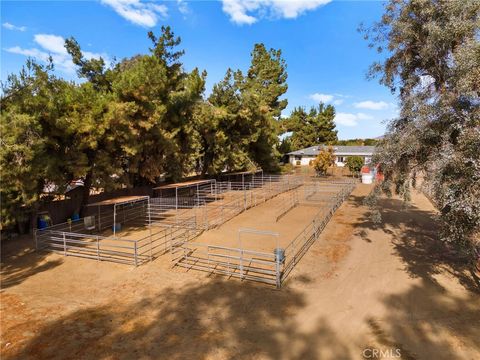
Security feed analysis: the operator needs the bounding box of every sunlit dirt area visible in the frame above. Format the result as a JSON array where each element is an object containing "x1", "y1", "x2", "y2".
[{"x1": 1, "y1": 184, "x2": 479, "y2": 359}]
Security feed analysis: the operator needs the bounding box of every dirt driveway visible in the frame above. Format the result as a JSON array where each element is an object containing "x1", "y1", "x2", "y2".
[{"x1": 1, "y1": 184, "x2": 479, "y2": 359}]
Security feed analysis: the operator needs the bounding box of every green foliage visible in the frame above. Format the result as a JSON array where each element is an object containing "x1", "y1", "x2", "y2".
[
  {"x1": 313, "y1": 146, "x2": 336, "y2": 176},
  {"x1": 278, "y1": 137, "x2": 293, "y2": 155},
  {"x1": 196, "y1": 43, "x2": 289, "y2": 174},
  {"x1": 279, "y1": 163, "x2": 294, "y2": 174},
  {"x1": 345, "y1": 156, "x2": 364, "y2": 174},
  {"x1": 334, "y1": 138, "x2": 379, "y2": 146},
  {"x1": 363, "y1": 0, "x2": 480, "y2": 258},
  {"x1": 244, "y1": 43, "x2": 288, "y2": 171},
  {"x1": 1, "y1": 30, "x2": 292, "y2": 230},
  {"x1": 1, "y1": 60, "x2": 74, "y2": 227},
  {"x1": 282, "y1": 104, "x2": 337, "y2": 150}
]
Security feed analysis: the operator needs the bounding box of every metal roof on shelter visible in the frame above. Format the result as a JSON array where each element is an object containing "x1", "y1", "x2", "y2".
[
  {"x1": 87, "y1": 195, "x2": 149, "y2": 207},
  {"x1": 153, "y1": 179, "x2": 215, "y2": 190},
  {"x1": 219, "y1": 169, "x2": 263, "y2": 176}
]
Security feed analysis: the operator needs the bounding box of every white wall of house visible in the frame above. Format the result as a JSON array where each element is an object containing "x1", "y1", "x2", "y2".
[
  {"x1": 289, "y1": 155, "x2": 316, "y2": 166},
  {"x1": 290, "y1": 154, "x2": 372, "y2": 167}
]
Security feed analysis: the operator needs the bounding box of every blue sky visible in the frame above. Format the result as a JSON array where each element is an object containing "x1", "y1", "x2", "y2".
[{"x1": 1, "y1": 0, "x2": 398, "y2": 139}]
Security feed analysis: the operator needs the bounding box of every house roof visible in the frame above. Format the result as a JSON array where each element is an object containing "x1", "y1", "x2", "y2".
[{"x1": 287, "y1": 145, "x2": 375, "y2": 157}]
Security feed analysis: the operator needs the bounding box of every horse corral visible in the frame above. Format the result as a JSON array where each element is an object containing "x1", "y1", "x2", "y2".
[{"x1": 35, "y1": 174, "x2": 356, "y2": 287}]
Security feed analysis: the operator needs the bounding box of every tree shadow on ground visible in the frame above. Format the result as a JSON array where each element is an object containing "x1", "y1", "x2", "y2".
[
  {"x1": 1, "y1": 236, "x2": 63, "y2": 290},
  {"x1": 349, "y1": 194, "x2": 480, "y2": 358},
  {"x1": 364, "y1": 280, "x2": 480, "y2": 359},
  {"x1": 4, "y1": 278, "x2": 354, "y2": 360},
  {"x1": 352, "y1": 195, "x2": 479, "y2": 294}
]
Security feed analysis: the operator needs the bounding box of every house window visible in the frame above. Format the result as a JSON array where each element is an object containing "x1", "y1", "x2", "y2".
[
  {"x1": 337, "y1": 156, "x2": 345, "y2": 163},
  {"x1": 295, "y1": 155, "x2": 302, "y2": 161}
]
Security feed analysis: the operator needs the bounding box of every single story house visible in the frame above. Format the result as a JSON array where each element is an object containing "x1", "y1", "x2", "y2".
[{"x1": 287, "y1": 145, "x2": 375, "y2": 167}]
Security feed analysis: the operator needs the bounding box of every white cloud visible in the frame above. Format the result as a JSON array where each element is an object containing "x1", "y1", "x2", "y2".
[
  {"x1": 3, "y1": 22, "x2": 27, "y2": 31},
  {"x1": 222, "y1": 0, "x2": 257, "y2": 25},
  {"x1": 34, "y1": 34, "x2": 68, "y2": 55},
  {"x1": 177, "y1": 0, "x2": 189, "y2": 15},
  {"x1": 309, "y1": 92, "x2": 344, "y2": 106},
  {"x1": 309, "y1": 93, "x2": 333, "y2": 103},
  {"x1": 101, "y1": 0, "x2": 168, "y2": 27},
  {"x1": 356, "y1": 112, "x2": 373, "y2": 120},
  {"x1": 354, "y1": 100, "x2": 389, "y2": 110},
  {"x1": 5, "y1": 33, "x2": 108, "y2": 74},
  {"x1": 332, "y1": 99, "x2": 344, "y2": 106},
  {"x1": 222, "y1": 0, "x2": 331, "y2": 25},
  {"x1": 5, "y1": 46, "x2": 49, "y2": 61},
  {"x1": 335, "y1": 112, "x2": 373, "y2": 127}
]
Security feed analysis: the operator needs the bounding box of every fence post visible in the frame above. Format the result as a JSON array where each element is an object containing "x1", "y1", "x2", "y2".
[
  {"x1": 34, "y1": 229, "x2": 38, "y2": 250},
  {"x1": 207, "y1": 245, "x2": 211, "y2": 272},
  {"x1": 134, "y1": 241, "x2": 138, "y2": 267},
  {"x1": 96, "y1": 236, "x2": 100, "y2": 261},
  {"x1": 204, "y1": 205, "x2": 208, "y2": 229},
  {"x1": 63, "y1": 232, "x2": 67, "y2": 256},
  {"x1": 239, "y1": 249, "x2": 244, "y2": 279},
  {"x1": 293, "y1": 239, "x2": 296, "y2": 266},
  {"x1": 244, "y1": 188, "x2": 247, "y2": 210},
  {"x1": 276, "y1": 254, "x2": 281, "y2": 289}
]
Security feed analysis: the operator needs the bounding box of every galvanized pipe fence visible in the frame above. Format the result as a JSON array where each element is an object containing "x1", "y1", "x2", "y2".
[
  {"x1": 35, "y1": 175, "x2": 303, "y2": 267},
  {"x1": 172, "y1": 179, "x2": 357, "y2": 288}
]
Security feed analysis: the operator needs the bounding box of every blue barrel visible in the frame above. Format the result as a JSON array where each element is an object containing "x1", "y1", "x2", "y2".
[
  {"x1": 274, "y1": 248, "x2": 285, "y2": 263},
  {"x1": 38, "y1": 218, "x2": 48, "y2": 229},
  {"x1": 113, "y1": 223, "x2": 122, "y2": 232}
]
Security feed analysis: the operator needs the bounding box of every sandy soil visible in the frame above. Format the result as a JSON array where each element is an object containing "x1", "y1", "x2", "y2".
[
  {"x1": 193, "y1": 190, "x2": 334, "y2": 251},
  {"x1": 1, "y1": 184, "x2": 479, "y2": 360}
]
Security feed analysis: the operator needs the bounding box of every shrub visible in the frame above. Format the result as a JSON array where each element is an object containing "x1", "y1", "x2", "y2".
[
  {"x1": 279, "y1": 163, "x2": 294, "y2": 174},
  {"x1": 313, "y1": 146, "x2": 336, "y2": 176},
  {"x1": 345, "y1": 156, "x2": 364, "y2": 174}
]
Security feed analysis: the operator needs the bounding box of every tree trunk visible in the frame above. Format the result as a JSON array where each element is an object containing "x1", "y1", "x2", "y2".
[
  {"x1": 79, "y1": 170, "x2": 93, "y2": 218},
  {"x1": 201, "y1": 152, "x2": 213, "y2": 176}
]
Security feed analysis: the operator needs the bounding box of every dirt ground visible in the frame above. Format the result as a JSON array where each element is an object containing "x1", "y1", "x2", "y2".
[
  {"x1": 1, "y1": 184, "x2": 479, "y2": 359},
  {"x1": 193, "y1": 188, "x2": 335, "y2": 252}
]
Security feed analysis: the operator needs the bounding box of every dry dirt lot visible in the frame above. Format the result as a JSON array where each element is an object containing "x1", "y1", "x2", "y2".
[
  {"x1": 1, "y1": 184, "x2": 479, "y2": 359},
  {"x1": 192, "y1": 188, "x2": 336, "y2": 251}
]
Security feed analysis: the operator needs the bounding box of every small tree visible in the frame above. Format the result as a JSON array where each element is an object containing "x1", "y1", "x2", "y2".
[
  {"x1": 313, "y1": 146, "x2": 335, "y2": 176},
  {"x1": 345, "y1": 156, "x2": 364, "y2": 176}
]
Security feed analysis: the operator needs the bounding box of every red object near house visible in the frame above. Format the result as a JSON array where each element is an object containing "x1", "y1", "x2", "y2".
[
  {"x1": 361, "y1": 166, "x2": 370, "y2": 174},
  {"x1": 375, "y1": 164, "x2": 384, "y2": 181}
]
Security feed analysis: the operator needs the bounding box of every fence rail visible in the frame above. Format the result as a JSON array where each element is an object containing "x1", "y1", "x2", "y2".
[
  {"x1": 36, "y1": 174, "x2": 303, "y2": 268},
  {"x1": 173, "y1": 179, "x2": 357, "y2": 288},
  {"x1": 172, "y1": 242, "x2": 280, "y2": 286}
]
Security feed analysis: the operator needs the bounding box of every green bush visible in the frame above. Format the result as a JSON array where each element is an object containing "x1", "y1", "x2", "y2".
[
  {"x1": 345, "y1": 156, "x2": 364, "y2": 174},
  {"x1": 279, "y1": 163, "x2": 294, "y2": 174}
]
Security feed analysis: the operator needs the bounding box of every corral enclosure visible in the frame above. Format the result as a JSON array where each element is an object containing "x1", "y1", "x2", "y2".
[{"x1": 36, "y1": 174, "x2": 356, "y2": 287}]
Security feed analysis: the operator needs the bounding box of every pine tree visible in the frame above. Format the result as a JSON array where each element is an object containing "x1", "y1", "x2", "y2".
[
  {"x1": 243, "y1": 43, "x2": 288, "y2": 171},
  {"x1": 284, "y1": 103, "x2": 338, "y2": 150}
]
